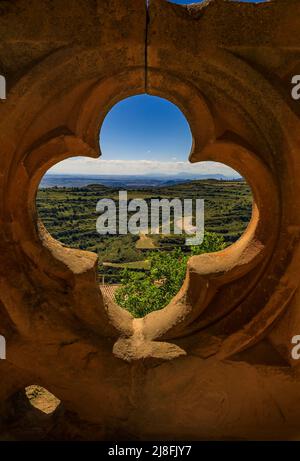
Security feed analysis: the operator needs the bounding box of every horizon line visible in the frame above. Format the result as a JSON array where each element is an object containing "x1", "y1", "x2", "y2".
[{"x1": 44, "y1": 172, "x2": 241, "y2": 178}]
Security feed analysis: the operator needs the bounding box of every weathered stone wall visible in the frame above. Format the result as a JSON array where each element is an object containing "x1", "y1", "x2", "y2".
[{"x1": 1, "y1": 0, "x2": 300, "y2": 440}]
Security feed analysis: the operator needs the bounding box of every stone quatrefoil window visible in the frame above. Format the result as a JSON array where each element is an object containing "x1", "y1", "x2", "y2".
[
  {"x1": 2, "y1": 0, "x2": 298, "y2": 442},
  {"x1": 36, "y1": 95, "x2": 253, "y2": 318}
]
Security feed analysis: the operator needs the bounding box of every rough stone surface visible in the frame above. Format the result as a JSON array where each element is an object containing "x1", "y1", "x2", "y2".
[{"x1": 1, "y1": 0, "x2": 300, "y2": 440}]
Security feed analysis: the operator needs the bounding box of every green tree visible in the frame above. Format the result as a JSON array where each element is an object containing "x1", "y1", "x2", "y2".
[{"x1": 115, "y1": 232, "x2": 226, "y2": 318}]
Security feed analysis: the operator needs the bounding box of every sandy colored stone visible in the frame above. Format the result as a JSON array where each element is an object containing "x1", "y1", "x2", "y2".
[{"x1": 0, "y1": 0, "x2": 300, "y2": 440}]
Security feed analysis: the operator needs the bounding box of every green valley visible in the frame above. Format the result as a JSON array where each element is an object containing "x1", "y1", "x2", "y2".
[{"x1": 37, "y1": 179, "x2": 252, "y2": 292}]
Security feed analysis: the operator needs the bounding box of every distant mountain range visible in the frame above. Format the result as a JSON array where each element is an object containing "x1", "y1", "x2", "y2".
[{"x1": 40, "y1": 173, "x2": 242, "y2": 189}]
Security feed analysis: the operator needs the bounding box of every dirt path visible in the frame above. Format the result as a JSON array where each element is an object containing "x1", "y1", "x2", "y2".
[{"x1": 136, "y1": 233, "x2": 156, "y2": 249}]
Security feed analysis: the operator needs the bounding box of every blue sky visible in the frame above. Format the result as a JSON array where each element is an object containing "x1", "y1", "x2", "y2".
[
  {"x1": 49, "y1": 0, "x2": 262, "y2": 178},
  {"x1": 100, "y1": 95, "x2": 192, "y2": 162},
  {"x1": 50, "y1": 94, "x2": 239, "y2": 177}
]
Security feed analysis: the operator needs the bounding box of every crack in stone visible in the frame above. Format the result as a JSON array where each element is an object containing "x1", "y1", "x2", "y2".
[{"x1": 145, "y1": 0, "x2": 150, "y2": 93}]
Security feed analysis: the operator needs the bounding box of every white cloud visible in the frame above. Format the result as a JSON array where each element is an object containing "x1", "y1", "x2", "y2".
[{"x1": 48, "y1": 157, "x2": 240, "y2": 177}]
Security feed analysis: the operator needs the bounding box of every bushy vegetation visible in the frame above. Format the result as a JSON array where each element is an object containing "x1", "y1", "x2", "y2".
[{"x1": 115, "y1": 233, "x2": 226, "y2": 317}]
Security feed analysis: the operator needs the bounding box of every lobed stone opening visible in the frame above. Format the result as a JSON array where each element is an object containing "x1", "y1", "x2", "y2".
[
  {"x1": 35, "y1": 93, "x2": 254, "y2": 320},
  {"x1": 6, "y1": 62, "x2": 278, "y2": 364}
]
